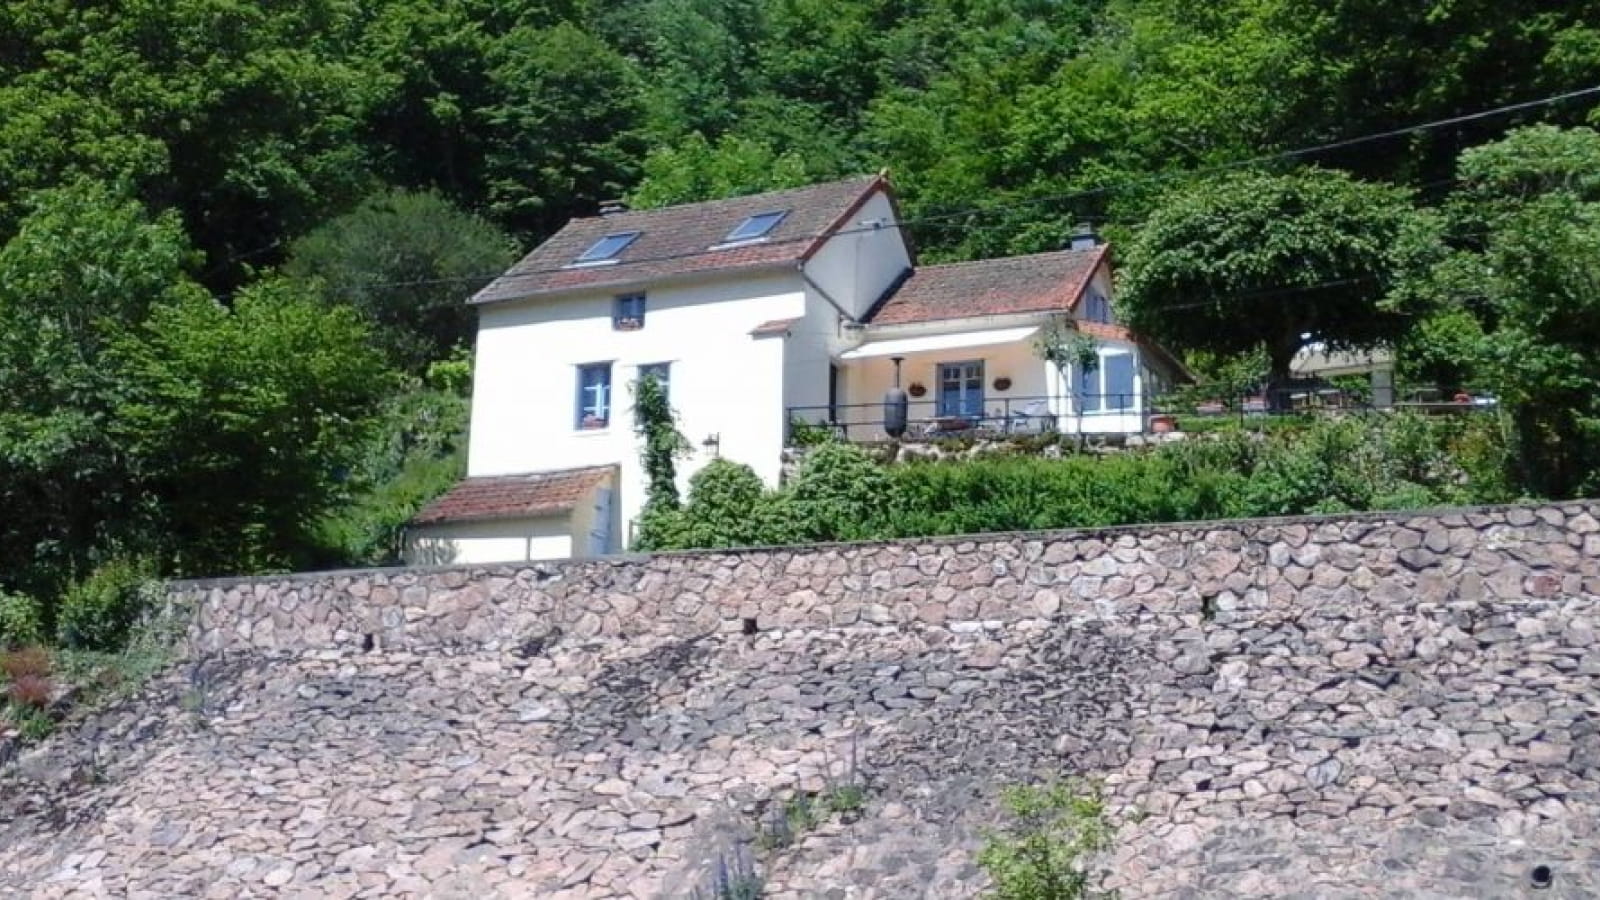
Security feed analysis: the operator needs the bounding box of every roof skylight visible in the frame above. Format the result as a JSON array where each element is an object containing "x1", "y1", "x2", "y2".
[
  {"x1": 724, "y1": 210, "x2": 788, "y2": 243},
  {"x1": 575, "y1": 231, "x2": 640, "y2": 264}
]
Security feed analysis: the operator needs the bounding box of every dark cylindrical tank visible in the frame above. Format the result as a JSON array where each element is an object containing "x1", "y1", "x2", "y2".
[{"x1": 884, "y1": 387, "x2": 909, "y2": 438}]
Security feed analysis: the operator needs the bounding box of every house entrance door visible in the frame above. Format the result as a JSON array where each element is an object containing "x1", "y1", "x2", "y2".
[{"x1": 937, "y1": 361, "x2": 985, "y2": 418}]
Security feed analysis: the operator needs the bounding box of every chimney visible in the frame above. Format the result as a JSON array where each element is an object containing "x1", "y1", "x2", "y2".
[
  {"x1": 1068, "y1": 222, "x2": 1099, "y2": 251},
  {"x1": 599, "y1": 199, "x2": 629, "y2": 217}
]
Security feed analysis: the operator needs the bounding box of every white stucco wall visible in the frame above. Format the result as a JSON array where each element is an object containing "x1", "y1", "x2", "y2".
[
  {"x1": 468, "y1": 272, "x2": 802, "y2": 542},
  {"x1": 838, "y1": 333, "x2": 1055, "y2": 441},
  {"x1": 830, "y1": 310, "x2": 1152, "y2": 439},
  {"x1": 405, "y1": 517, "x2": 573, "y2": 566},
  {"x1": 800, "y1": 188, "x2": 913, "y2": 323}
]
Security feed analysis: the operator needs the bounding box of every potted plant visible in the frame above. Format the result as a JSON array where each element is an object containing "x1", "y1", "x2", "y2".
[
  {"x1": 1149, "y1": 414, "x2": 1177, "y2": 434},
  {"x1": 581, "y1": 414, "x2": 607, "y2": 430},
  {"x1": 993, "y1": 376, "x2": 1012, "y2": 391},
  {"x1": 908, "y1": 382, "x2": 927, "y2": 398}
]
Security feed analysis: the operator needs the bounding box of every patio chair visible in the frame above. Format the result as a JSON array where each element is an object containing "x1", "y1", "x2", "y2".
[{"x1": 1007, "y1": 400, "x2": 1056, "y2": 434}]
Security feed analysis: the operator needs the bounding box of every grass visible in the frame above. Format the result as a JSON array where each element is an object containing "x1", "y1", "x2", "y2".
[{"x1": 1, "y1": 610, "x2": 183, "y2": 753}]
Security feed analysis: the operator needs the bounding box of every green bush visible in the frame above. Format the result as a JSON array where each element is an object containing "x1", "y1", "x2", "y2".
[
  {"x1": 788, "y1": 443, "x2": 893, "y2": 542},
  {"x1": 978, "y1": 782, "x2": 1113, "y2": 900},
  {"x1": 639, "y1": 413, "x2": 1517, "y2": 551},
  {"x1": 0, "y1": 591, "x2": 43, "y2": 648},
  {"x1": 56, "y1": 558, "x2": 157, "y2": 651}
]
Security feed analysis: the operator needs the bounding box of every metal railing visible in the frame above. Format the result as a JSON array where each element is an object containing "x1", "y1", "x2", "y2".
[
  {"x1": 787, "y1": 394, "x2": 1140, "y2": 443},
  {"x1": 786, "y1": 385, "x2": 1497, "y2": 444}
]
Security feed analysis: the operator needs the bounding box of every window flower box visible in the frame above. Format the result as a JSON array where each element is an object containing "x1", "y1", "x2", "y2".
[
  {"x1": 614, "y1": 316, "x2": 643, "y2": 331},
  {"x1": 580, "y1": 414, "x2": 608, "y2": 430}
]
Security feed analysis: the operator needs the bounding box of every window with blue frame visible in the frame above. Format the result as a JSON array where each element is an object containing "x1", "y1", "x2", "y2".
[
  {"x1": 576, "y1": 362, "x2": 612, "y2": 429},
  {"x1": 724, "y1": 210, "x2": 788, "y2": 243},
  {"x1": 937, "y1": 361, "x2": 985, "y2": 418},
  {"x1": 614, "y1": 293, "x2": 646, "y2": 329},
  {"x1": 637, "y1": 362, "x2": 670, "y2": 400}
]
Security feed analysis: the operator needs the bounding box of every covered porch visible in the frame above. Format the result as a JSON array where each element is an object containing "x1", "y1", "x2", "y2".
[{"x1": 791, "y1": 324, "x2": 1152, "y2": 444}]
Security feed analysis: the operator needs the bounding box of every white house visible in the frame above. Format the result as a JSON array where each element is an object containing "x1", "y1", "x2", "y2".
[{"x1": 405, "y1": 175, "x2": 1187, "y2": 565}]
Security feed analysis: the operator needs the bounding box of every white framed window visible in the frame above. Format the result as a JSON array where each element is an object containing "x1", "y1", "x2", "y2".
[
  {"x1": 1075, "y1": 350, "x2": 1137, "y2": 412},
  {"x1": 576, "y1": 362, "x2": 613, "y2": 429},
  {"x1": 637, "y1": 362, "x2": 671, "y2": 400}
]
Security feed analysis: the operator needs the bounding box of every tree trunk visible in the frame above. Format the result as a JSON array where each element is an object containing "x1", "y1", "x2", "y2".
[{"x1": 1266, "y1": 338, "x2": 1299, "y2": 412}]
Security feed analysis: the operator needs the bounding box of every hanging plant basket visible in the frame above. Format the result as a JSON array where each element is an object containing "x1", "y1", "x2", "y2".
[
  {"x1": 908, "y1": 382, "x2": 927, "y2": 398},
  {"x1": 993, "y1": 376, "x2": 1012, "y2": 391}
]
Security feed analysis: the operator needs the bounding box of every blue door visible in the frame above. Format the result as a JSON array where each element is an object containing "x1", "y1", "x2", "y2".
[{"x1": 938, "y1": 361, "x2": 985, "y2": 418}]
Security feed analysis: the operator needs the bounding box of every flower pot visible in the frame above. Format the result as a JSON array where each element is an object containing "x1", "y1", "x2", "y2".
[
  {"x1": 908, "y1": 383, "x2": 927, "y2": 398},
  {"x1": 1150, "y1": 414, "x2": 1177, "y2": 434},
  {"x1": 993, "y1": 376, "x2": 1012, "y2": 391}
]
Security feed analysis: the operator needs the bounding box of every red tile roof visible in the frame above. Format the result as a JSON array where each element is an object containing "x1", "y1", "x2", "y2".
[
  {"x1": 749, "y1": 317, "x2": 801, "y2": 337},
  {"x1": 410, "y1": 466, "x2": 616, "y2": 525},
  {"x1": 865, "y1": 246, "x2": 1108, "y2": 326},
  {"x1": 473, "y1": 176, "x2": 887, "y2": 305}
]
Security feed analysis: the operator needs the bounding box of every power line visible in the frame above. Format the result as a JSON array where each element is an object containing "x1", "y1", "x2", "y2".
[{"x1": 332, "y1": 83, "x2": 1600, "y2": 296}]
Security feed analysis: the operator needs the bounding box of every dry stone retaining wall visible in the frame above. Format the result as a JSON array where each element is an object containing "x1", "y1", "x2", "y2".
[{"x1": 1, "y1": 501, "x2": 1597, "y2": 898}]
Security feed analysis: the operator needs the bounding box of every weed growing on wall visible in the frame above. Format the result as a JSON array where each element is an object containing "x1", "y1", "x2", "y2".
[{"x1": 978, "y1": 781, "x2": 1115, "y2": 900}]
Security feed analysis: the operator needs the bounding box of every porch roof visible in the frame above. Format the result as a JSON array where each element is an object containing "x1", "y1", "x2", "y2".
[
  {"x1": 838, "y1": 325, "x2": 1039, "y2": 360},
  {"x1": 410, "y1": 465, "x2": 616, "y2": 525}
]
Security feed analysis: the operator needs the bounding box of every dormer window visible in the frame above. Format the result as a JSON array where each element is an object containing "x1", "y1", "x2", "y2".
[
  {"x1": 724, "y1": 210, "x2": 787, "y2": 244},
  {"x1": 574, "y1": 231, "x2": 639, "y2": 265}
]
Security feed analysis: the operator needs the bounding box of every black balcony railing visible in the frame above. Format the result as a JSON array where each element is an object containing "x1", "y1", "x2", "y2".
[
  {"x1": 786, "y1": 385, "x2": 1496, "y2": 445},
  {"x1": 787, "y1": 394, "x2": 1139, "y2": 443}
]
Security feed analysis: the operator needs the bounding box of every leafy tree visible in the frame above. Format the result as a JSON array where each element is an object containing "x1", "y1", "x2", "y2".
[
  {"x1": 628, "y1": 133, "x2": 814, "y2": 209},
  {"x1": 1119, "y1": 167, "x2": 1442, "y2": 397},
  {"x1": 109, "y1": 278, "x2": 393, "y2": 574},
  {"x1": 284, "y1": 188, "x2": 515, "y2": 371},
  {"x1": 0, "y1": 181, "x2": 205, "y2": 595},
  {"x1": 1435, "y1": 125, "x2": 1600, "y2": 496},
  {"x1": 481, "y1": 22, "x2": 646, "y2": 236},
  {"x1": 310, "y1": 365, "x2": 470, "y2": 567}
]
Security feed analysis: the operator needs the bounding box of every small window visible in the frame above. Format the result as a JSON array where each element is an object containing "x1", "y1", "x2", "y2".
[
  {"x1": 638, "y1": 362, "x2": 671, "y2": 400},
  {"x1": 576, "y1": 363, "x2": 613, "y2": 429},
  {"x1": 575, "y1": 231, "x2": 639, "y2": 264},
  {"x1": 725, "y1": 210, "x2": 787, "y2": 243},
  {"x1": 1082, "y1": 289, "x2": 1111, "y2": 324},
  {"x1": 613, "y1": 293, "x2": 646, "y2": 330}
]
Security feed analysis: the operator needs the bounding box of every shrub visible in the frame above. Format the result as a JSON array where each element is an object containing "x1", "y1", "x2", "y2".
[
  {"x1": 787, "y1": 442, "x2": 893, "y2": 542},
  {"x1": 978, "y1": 782, "x2": 1113, "y2": 900},
  {"x1": 56, "y1": 557, "x2": 157, "y2": 651},
  {"x1": 687, "y1": 459, "x2": 768, "y2": 546},
  {"x1": 0, "y1": 645, "x2": 51, "y2": 681},
  {"x1": 0, "y1": 591, "x2": 43, "y2": 648},
  {"x1": 6, "y1": 673, "x2": 53, "y2": 710}
]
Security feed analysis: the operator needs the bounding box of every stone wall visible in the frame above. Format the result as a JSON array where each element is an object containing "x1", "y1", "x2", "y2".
[
  {"x1": 176, "y1": 502, "x2": 1600, "y2": 657},
  {"x1": 3, "y1": 501, "x2": 1598, "y2": 898}
]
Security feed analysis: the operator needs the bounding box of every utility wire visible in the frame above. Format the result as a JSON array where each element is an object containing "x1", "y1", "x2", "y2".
[{"x1": 324, "y1": 83, "x2": 1600, "y2": 295}]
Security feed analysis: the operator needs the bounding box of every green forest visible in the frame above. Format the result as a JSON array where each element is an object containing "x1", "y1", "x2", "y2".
[{"x1": 3, "y1": 0, "x2": 1600, "y2": 646}]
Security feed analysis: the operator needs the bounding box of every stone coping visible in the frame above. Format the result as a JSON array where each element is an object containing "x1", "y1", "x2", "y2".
[{"x1": 166, "y1": 498, "x2": 1587, "y2": 589}]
